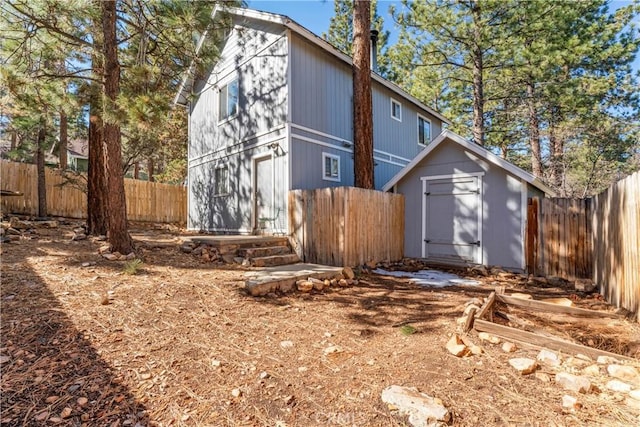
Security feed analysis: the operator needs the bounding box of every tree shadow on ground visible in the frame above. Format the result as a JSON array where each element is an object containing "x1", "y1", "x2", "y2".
[{"x1": 0, "y1": 247, "x2": 148, "y2": 426}]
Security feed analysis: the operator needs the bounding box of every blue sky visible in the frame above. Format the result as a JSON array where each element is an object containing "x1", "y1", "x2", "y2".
[{"x1": 248, "y1": 0, "x2": 640, "y2": 71}]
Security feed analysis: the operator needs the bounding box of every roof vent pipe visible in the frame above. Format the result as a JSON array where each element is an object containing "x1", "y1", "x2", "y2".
[{"x1": 370, "y1": 29, "x2": 379, "y2": 72}]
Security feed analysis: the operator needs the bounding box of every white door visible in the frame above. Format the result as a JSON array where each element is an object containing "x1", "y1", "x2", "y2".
[
  {"x1": 422, "y1": 174, "x2": 483, "y2": 264},
  {"x1": 253, "y1": 155, "x2": 273, "y2": 231}
]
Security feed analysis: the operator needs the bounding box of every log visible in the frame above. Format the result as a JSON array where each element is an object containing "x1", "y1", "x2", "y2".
[
  {"x1": 496, "y1": 295, "x2": 621, "y2": 319},
  {"x1": 475, "y1": 292, "x2": 496, "y2": 320}
]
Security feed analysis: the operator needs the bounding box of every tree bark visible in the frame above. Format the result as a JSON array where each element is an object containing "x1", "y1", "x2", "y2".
[
  {"x1": 59, "y1": 110, "x2": 68, "y2": 169},
  {"x1": 133, "y1": 161, "x2": 140, "y2": 179},
  {"x1": 147, "y1": 157, "x2": 155, "y2": 182},
  {"x1": 10, "y1": 131, "x2": 17, "y2": 150},
  {"x1": 102, "y1": 0, "x2": 133, "y2": 254},
  {"x1": 352, "y1": 0, "x2": 374, "y2": 189},
  {"x1": 526, "y1": 79, "x2": 543, "y2": 177},
  {"x1": 87, "y1": 11, "x2": 108, "y2": 237},
  {"x1": 471, "y1": 2, "x2": 484, "y2": 146},
  {"x1": 36, "y1": 124, "x2": 47, "y2": 218},
  {"x1": 549, "y1": 109, "x2": 564, "y2": 192}
]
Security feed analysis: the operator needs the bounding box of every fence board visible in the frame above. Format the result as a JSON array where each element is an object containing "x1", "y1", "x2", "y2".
[
  {"x1": 288, "y1": 187, "x2": 404, "y2": 267},
  {"x1": 1, "y1": 160, "x2": 186, "y2": 224}
]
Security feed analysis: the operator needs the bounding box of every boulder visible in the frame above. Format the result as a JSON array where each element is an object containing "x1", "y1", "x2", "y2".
[
  {"x1": 296, "y1": 280, "x2": 313, "y2": 293},
  {"x1": 509, "y1": 358, "x2": 538, "y2": 375},
  {"x1": 445, "y1": 335, "x2": 469, "y2": 357},
  {"x1": 381, "y1": 385, "x2": 451, "y2": 427},
  {"x1": 555, "y1": 372, "x2": 592, "y2": 393}
]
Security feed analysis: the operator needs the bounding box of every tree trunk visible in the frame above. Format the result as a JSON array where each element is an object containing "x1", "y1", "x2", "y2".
[
  {"x1": 10, "y1": 131, "x2": 17, "y2": 150},
  {"x1": 102, "y1": 0, "x2": 133, "y2": 254},
  {"x1": 549, "y1": 110, "x2": 564, "y2": 192},
  {"x1": 527, "y1": 79, "x2": 543, "y2": 177},
  {"x1": 36, "y1": 124, "x2": 47, "y2": 218},
  {"x1": 352, "y1": 0, "x2": 374, "y2": 189},
  {"x1": 147, "y1": 157, "x2": 155, "y2": 182},
  {"x1": 471, "y1": 2, "x2": 484, "y2": 146},
  {"x1": 59, "y1": 110, "x2": 68, "y2": 169},
  {"x1": 133, "y1": 162, "x2": 140, "y2": 179},
  {"x1": 87, "y1": 13, "x2": 109, "y2": 237}
]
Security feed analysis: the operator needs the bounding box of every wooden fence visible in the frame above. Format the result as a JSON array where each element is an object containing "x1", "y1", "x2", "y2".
[
  {"x1": 1, "y1": 160, "x2": 187, "y2": 224},
  {"x1": 591, "y1": 171, "x2": 639, "y2": 322},
  {"x1": 289, "y1": 187, "x2": 404, "y2": 267},
  {"x1": 526, "y1": 197, "x2": 592, "y2": 280}
]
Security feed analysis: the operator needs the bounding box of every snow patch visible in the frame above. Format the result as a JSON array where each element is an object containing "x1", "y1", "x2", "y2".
[{"x1": 372, "y1": 268, "x2": 480, "y2": 288}]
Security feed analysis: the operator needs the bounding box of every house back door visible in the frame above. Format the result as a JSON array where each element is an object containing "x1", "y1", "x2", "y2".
[
  {"x1": 422, "y1": 175, "x2": 482, "y2": 264},
  {"x1": 253, "y1": 155, "x2": 273, "y2": 231}
]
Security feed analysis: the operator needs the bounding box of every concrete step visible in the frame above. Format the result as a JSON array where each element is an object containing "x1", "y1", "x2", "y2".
[
  {"x1": 252, "y1": 253, "x2": 300, "y2": 267},
  {"x1": 244, "y1": 263, "x2": 345, "y2": 296},
  {"x1": 239, "y1": 245, "x2": 292, "y2": 258}
]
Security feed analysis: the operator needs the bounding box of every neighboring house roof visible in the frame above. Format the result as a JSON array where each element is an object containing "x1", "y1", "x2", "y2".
[
  {"x1": 174, "y1": 6, "x2": 451, "y2": 125},
  {"x1": 382, "y1": 129, "x2": 556, "y2": 196}
]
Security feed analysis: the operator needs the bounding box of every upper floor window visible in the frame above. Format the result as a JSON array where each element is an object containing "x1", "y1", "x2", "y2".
[
  {"x1": 214, "y1": 165, "x2": 229, "y2": 196},
  {"x1": 418, "y1": 115, "x2": 432, "y2": 146},
  {"x1": 391, "y1": 98, "x2": 402, "y2": 122},
  {"x1": 219, "y1": 78, "x2": 238, "y2": 122},
  {"x1": 322, "y1": 152, "x2": 340, "y2": 182}
]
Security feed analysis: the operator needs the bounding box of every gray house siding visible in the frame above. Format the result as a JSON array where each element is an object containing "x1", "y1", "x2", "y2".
[
  {"x1": 288, "y1": 33, "x2": 444, "y2": 191},
  {"x1": 187, "y1": 18, "x2": 289, "y2": 231},
  {"x1": 397, "y1": 141, "x2": 527, "y2": 271}
]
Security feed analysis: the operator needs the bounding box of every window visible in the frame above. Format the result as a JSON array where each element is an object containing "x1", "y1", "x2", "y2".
[
  {"x1": 322, "y1": 153, "x2": 340, "y2": 182},
  {"x1": 214, "y1": 166, "x2": 229, "y2": 196},
  {"x1": 391, "y1": 98, "x2": 402, "y2": 122},
  {"x1": 418, "y1": 115, "x2": 432, "y2": 146},
  {"x1": 218, "y1": 78, "x2": 238, "y2": 122}
]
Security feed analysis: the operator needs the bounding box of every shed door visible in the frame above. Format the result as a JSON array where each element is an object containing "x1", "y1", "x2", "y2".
[
  {"x1": 253, "y1": 155, "x2": 273, "y2": 231},
  {"x1": 422, "y1": 175, "x2": 482, "y2": 264}
]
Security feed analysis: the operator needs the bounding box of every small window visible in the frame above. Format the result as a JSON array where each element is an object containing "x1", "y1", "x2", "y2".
[
  {"x1": 218, "y1": 78, "x2": 238, "y2": 122},
  {"x1": 322, "y1": 153, "x2": 340, "y2": 182},
  {"x1": 391, "y1": 98, "x2": 402, "y2": 122},
  {"x1": 418, "y1": 115, "x2": 432, "y2": 146},
  {"x1": 214, "y1": 166, "x2": 229, "y2": 196}
]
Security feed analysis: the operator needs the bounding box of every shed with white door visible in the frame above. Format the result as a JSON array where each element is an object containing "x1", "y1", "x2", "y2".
[{"x1": 383, "y1": 130, "x2": 555, "y2": 272}]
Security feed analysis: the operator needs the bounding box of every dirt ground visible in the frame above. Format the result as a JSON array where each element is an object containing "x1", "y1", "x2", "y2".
[{"x1": 1, "y1": 220, "x2": 639, "y2": 427}]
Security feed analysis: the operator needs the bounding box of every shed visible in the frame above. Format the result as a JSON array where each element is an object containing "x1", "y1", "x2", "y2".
[{"x1": 383, "y1": 130, "x2": 555, "y2": 272}]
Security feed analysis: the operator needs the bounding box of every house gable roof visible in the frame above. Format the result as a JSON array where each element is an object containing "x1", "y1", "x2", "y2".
[
  {"x1": 382, "y1": 129, "x2": 556, "y2": 196},
  {"x1": 174, "y1": 6, "x2": 451, "y2": 125}
]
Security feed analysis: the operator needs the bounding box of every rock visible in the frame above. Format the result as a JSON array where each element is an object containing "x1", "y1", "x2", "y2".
[
  {"x1": 446, "y1": 335, "x2": 469, "y2": 357},
  {"x1": 562, "y1": 395, "x2": 582, "y2": 411},
  {"x1": 629, "y1": 389, "x2": 640, "y2": 401},
  {"x1": 9, "y1": 218, "x2": 31, "y2": 230},
  {"x1": 298, "y1": 366, "x2": 308, "y2": 373},
  {"x1": 537, "y1": 349, "x2": 561, "y2": 367},
  {"x1": 95, "y1": 235, "x2": 107, "y2": 241},
  {"x1": 45, "y1": 396, "x2": 59, "y2": 403},
  {"x1": 464, "y1": 298, "x2": 484, "y2": 307},
  {"x1": 478, "y1": 332, "x2": 500, "y2": 344},
  {"x1": 365, "y1": 260, "x2": 377, "y2": 269},
  {"x1": 606, "y1": 379, "x2": 632, "y2": 392},
  {"x1": 381, "y1": 385, "x2": 451, "y2": 426},
  {"x1": 607, "y1": 365, "x2": 640, "y2": 385},
  {"x1": 625, "y1": 396, "x2": 640, "y2": 410},
  {"x1": 470, "y1": 265, "x2": 488, "y2": 276},
  {"x1": 574, "y1": 278, "x2": 596, "y2": 293},
  {"x1": 338, "y1": 279, "x2": 349, "y2": 287},
  {"x1": 5, "y1": 227, "x2": 21, "y2": 235},
  {"x1": 502, "y1": 342, "x2": 517, "y2": 353},
  {"x1": 342, "y1": 266, "x2": 355, "y2": 280},
  {"x1": 242, "y1": 259, "x2": 251, "y2": 267},
  {"x1": 509, "y1": 358, "x2": 538, "y2": 375},
  {"x1": 279, "y1": 281, "x2": 294, "y2": 293},
  {"x1": 259, "y1": 371, "x2": 269, "y2": 380},
  {"x1": 597, "y1": 355, "x2": 620, "y2": 365},
  {"x1": 111, "y1": 251, "x2": 122, "y2": 259},
  {"x1": 469, "y1": 345, "x2": 484, "y2": 355},
  {"x1": 555, "y1": 372, "x2": 592, "y2": 393},
  {"x1": 102, "y1": 253, "x2": 119, "y2": 261},
  {"x1": 564, "y1": 357, "x2": 590, "y2": 369},
  {"x1": 35, "y1": 411, "x2": 48, "y2": 422},
  {"x1": 231, "y1": 388, "x2": 241, "y2": 398},
  {"x1": 123, "y1": 252, "x2": 135, "y2": 260},
  {"x1": 308, "y1": 277, "x2": 325, "y2": 291},
  {"x1": 535, "y1": 372, "x2": 552, "y2": 383},
  {"x1": 233, "y1": 257, "x2": 244, "y2": 264},
  {"x1": 71, "y1": 233, "x2": 87, "y2": 241},
  {"x1": 582, "y1": 364, "x2": 601, "y2": 377},
  {"x1": 0, "y1": 355, "x2": 10, "y2": 364},
  {"x1": 60, "y1": 407, "x2": 72, "y2": 419},
  {"x1": 323, "y1": 345, "x2": 343, "y2": 356},
  {"x1": 191, "y1": 246, "x2": 203, "y2": 256},
  {"x1": 77, "y1": 397, "x2": 88, "y2": 407},
  {"x1": 100, "y1": 294, "x2": 110, "y2": 305},
  {"x1": 296, "y1": 280, "x2": 313, "y2": 292},
  {"x1": 279, "y1": 340, "x2": 294, "y2": 349},
  {"x1": 98, "y1": 244, "x2": 111, "y2": 254},
  {"x1": 222, "y1": 254, "x2": 235, "y2": 264},
  {"x1": 211, "y1": 359, "x2": 221, "y2": 367}
]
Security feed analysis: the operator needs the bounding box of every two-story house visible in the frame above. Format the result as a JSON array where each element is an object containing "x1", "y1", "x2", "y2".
[{"x1": 175, "y1": 6, "x2": 450, "y2": 233}]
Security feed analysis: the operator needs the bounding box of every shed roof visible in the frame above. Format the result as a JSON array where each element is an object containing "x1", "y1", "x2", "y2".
[
  {"x1": 174, "y1": 6, "x2": 451, "y2": 125},
  {"x1": 382, "y1": 129, "x2": 556, "y2": 196}
]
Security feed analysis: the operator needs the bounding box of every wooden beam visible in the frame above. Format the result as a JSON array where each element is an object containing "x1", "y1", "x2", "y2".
[
  {"x1": 473, "y1": 319, "x2": 634, "y2": 362},
  {"x1": 496, "y1": 294, "x2": 622, "y2": 319},
  {"x1": 475, "y1": 291, "x2": 496, "y2": 320},
  {"x1": 463, "y1": 307, "x2": 477, "y2": 333}
]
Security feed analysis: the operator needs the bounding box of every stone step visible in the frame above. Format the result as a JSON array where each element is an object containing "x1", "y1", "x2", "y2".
[
  {"x1": 252, "y1": 253, "x2": 300, "y2": 267},
  {"x1": 244, "y1": 264, "x2": 345, "y2": 296},
  {"x1": 239, "y1": 245, "x2": 292, "y2": 258}
]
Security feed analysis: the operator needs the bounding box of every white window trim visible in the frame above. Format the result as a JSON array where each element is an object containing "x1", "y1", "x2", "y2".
[
  {"x1": 218, "y1": 78, "x2": 239, "y2": 125},
  {"x1": 390, "y1": 98, "x2": 402, "y2": 122},
  {"x1": 417, "y1": 114, "x2": 432, "y2": 146},
  {"x1": 213, "y1": 164, "x2": 230, "y2": 197},
  {"x1": 322, "y1": 152, "x2": 341, "y2": 182}
]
